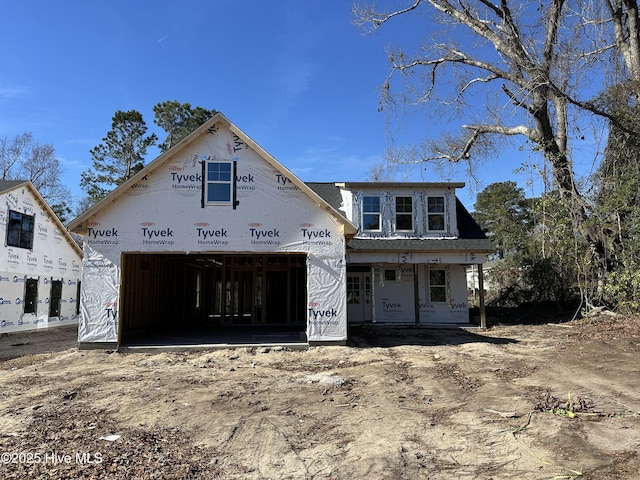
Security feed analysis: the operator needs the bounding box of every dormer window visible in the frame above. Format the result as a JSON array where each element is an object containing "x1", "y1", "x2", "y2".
[
  {"x1": 395, "y1": 196, "x2": 413, "y2": 231},
  {"x1": 427, "y1": 196, "x2": 445, "y2": 231},
  {"x1": 362, "y1": 196, "x2": 381, "y2": 231}
]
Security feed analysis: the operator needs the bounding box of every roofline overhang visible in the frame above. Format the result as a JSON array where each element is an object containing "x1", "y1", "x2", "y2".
[
  {"x1": 338, "y1": 182, "x2": 466, "y2": 189},
  {"x1": 347, "y1": 248, "x2": 496, "y2": 254}
]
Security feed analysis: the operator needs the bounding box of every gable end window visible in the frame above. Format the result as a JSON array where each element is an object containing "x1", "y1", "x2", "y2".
[
  {"x1": 205, "y1": 161, "x2": 233, "y2": 205},
  {"x1": 7, "y1": 210, "x2": 34, "y2": 249},
  {"x1": 362, "y1": 196, "x2": 381, "y2": 231},
  {"x1": 427, "y1": 196, "x2": 445, "y2": 231},
  {"x1": 395, "y1": 196, "x2": 413, "y2": 231}
]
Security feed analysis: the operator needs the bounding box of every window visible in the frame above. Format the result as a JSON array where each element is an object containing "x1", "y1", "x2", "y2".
[
  {"x1": 7, "y1": 210, "x2": 34, "y2": 249},
  {"x1": 395, "y1": 196, "x2": 413, "y2": 231},
  {"x1": 195, "y1": 270, "x2": 202, "y2": 311},
  {"x1": 24, "y1": 278, "x2": 38, "y2": 314},
  {"x1": 205, "y1": 161, "x2": 232, "y2": 204},
  {"x1": 429, "y1": 269, "x2": 447, "y2": 303},
  {"x1": 75, "y1": 281, "x2": 81, "y2": 316},
  {"x1": 347, "y1": 276, "x2": 360, "y2": 304},
  {"x1": 427, "y1": 196, "x2": 445, "y2": 231},
  {"x1": 362, "y1": 196, "x2": 381, "y2": 231},
  {"x1": 49, "y1": 279, "x2": 62, "y2": 318}
]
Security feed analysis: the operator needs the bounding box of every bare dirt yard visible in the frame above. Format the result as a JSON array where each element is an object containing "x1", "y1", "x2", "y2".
[{"x1": 1, "y1": 314, "x2": 639, "y2": 480}]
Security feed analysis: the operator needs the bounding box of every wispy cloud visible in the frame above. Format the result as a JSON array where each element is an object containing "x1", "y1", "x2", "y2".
[
  {"x1": 58, "y1": 154, "x2": 86, "y2": 170},
  {"x1": 290, "y1": 137, "x2": 382, "y2": 182},
  {"x1": 272, "y1": 60, "x2": 315, "y2": 106},
  {"x1": 266, "y1": 6, "x2": 324, "y2": 119},
  {"x1": 0, "y1": 84, "x2": 29, "y2": 99},
  {"x1": 64, "y1": 137, "x2": 97, "y2": 146},
  {"x1": 157, "y1": 32, "x2": 171, "y2": 43}
]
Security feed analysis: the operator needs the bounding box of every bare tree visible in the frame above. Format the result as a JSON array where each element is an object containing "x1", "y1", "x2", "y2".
[
  {"x1": 354, "y1": 0, "x2": 640, "y2": 309},
  {"x1": 0, "y1": 132, "x2": 71, "y2": 218},
  {"x1": 605, "y1": 0, "x2": 640, "y2": 81},
  {"x1": 0, "y1": 132, "x2": 32, "y2": 180},
  {"x1": 353, "y1": 0, "x2": 638, "y2": 202}
]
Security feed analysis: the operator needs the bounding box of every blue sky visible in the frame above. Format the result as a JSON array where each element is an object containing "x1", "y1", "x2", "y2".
[{"x1": 0, "y1": 1, "x2": 561, "y2": 209}]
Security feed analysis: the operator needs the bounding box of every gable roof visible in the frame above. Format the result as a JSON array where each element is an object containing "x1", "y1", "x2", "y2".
[
  {"x1": 307, "y1": 182, "x2": 494, "y2": 254},
  {"x1": 306, "y1": 182, "x2": 345, "y2": 216},
  {"x1": 67, "y1": 113, "x2": 357, "y2": 237},
  {"x1": 1, "y1": 180, "x2": 83, "y2": 256},
  {"x1": 455, "y1": 198, "x2": 487, "y2": 240}
]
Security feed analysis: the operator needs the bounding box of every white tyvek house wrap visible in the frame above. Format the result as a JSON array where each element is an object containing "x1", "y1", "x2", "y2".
[
  {"x1": 345, "y1": 188, "x2": 459, "y2": 240},
  {"x1": 78, "y1": 245, "x2": 119, "y2": 343},
  {"x1": 0, "y1": 184, "x2": 82, "y2": 333},
  {"x1": 79, "y1": 122, "x2": 348, "y2": 343},
  {"x1": 367, "y1": 264, "x2": 469, "y2": 324},
  {"x1": 307, "y1": 256, "x2": 347, "y2": 341}
]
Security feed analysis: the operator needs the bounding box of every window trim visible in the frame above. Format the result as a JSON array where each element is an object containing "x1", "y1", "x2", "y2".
[
  {"x1": 204, "y1": 160, "x2": 234, "y2": 206},
  {"x1": 427, "y1": 196, "x2": 446, "y2": 232},
  {"x1": 7, "y1": 209, "x2": 35, "y2": 250},
  {"x1": 362, "y1": 195, "x2": 382, "y2": 232},
  {"x1": 394, "y1": 196, "x2": 413, "y2": 232}
]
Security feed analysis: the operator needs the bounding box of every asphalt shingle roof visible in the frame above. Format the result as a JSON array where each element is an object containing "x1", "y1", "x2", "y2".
[
  {"x1": 0, "y1": 180, "x2": 27, "y2": 194},
  {"x1": 346, "y1": 238, "x2": 494, "y2": 253}
]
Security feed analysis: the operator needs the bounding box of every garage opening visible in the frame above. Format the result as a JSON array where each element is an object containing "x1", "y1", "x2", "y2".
[{"x1": 119, "y1": 253, "x2": 307, "y2": 345}]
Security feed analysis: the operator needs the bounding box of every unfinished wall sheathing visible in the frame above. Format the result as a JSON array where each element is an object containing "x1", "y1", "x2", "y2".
[
  {"x1": 74, "y1": 118, "x2": 351, "y2": 346},
  {"x1": 364, "y1": 263, "x2": 469, "y2": 324},
  {"x1": 0, "y1": 182, "x2": 82, "y2": 333},
  {"x1": 343, "y1": 185, "x2": 488, "y2": 324}
]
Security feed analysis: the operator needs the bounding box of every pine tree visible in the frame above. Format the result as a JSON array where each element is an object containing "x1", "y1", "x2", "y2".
[{"x1": 80, "y1": 110, "x2": 157, "y2": 204}]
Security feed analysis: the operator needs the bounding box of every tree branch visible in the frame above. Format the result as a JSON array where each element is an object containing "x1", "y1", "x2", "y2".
[
  {"x1": 459, "y1": 124, "x2": 536, "y2": 158},
  {"x1": 352, "y1": 0, "x2": 423, "y2": 31}
]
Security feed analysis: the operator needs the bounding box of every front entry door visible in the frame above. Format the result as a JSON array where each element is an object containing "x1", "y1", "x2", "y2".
[{"x1": 346, "y1": 273, "x2": 372, "y2": 323}]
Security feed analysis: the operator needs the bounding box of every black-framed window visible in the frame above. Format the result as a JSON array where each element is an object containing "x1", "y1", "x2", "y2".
[
  {"x1": 429, "y1": 269, "x2": 447, "y2": 303},
  {"x1": 75, "y1": 280, "x2": 81, "y2": 316},
  {"x1": 7, "y1": 210, "x2": 34, "y2": 249},
  {"x1": 205, "y1": 161, "x2": 233, "y2": 204},
  {"x1": 49, "y1": 279, "x2": 63, "y2": 318},
  {"x1": 24, "y1": 278, "x2": 38, "y2": 314},
  {"x1": 427, "y1": 196, "x2": 445, "y2": 231},
  {"x1": 395, "y1": 196, "x2": 413, "y2": 231},
  {"x1": 384, "y1": 269, "x2": 396, "y2": 281},
  {"x1": 362, "y1": 196, "x2": 381, "y2": 231}
]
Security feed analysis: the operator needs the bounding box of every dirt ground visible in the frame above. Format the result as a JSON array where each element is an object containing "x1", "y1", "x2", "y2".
[{"x1": 1, "y1": 315, "x2": 639, "y2": 480}]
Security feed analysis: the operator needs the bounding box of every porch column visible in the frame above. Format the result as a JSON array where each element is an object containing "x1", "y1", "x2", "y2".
[
  {"x1": 370, "y1": 265, "x2": 376, "y2": 323},
  {"x1": 413, "y1": 264, "x2": 420, "y2": 326},
  {"x1": 478, "y1": 263, "x2": 487, "y2": 329}
]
